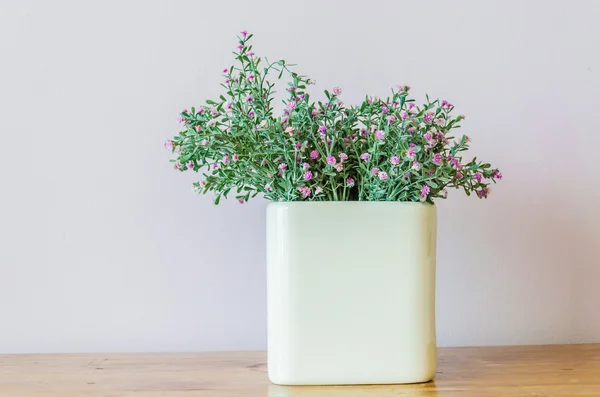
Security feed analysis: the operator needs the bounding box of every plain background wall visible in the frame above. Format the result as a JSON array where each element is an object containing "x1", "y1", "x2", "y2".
[{"x1": 1, "y1": 0, "x2": 599, "y2": 353}]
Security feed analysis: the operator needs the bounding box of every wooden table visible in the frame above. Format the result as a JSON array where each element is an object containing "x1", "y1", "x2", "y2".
[{"x1": 0, "y1": 344, "x2": 598, "y2": 396}]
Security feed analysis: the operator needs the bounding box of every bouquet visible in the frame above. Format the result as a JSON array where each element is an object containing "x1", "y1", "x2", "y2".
[{"x1": 165, "y1": 31, "x2": 501, "y2": 204}]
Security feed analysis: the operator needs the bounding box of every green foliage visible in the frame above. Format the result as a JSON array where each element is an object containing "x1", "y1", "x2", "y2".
[{"x1": 167, "y1": 33, "x2": 501, "y2": 204}]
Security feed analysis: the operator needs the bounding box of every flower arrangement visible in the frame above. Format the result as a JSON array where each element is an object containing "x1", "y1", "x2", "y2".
[{"x1": 165, "y1": 31, "x2": 501, "y2": 204}]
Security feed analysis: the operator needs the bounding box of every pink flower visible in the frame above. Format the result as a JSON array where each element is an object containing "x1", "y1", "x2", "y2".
[
  {"x1": 375, "y1": 130, "x2": 385, "y2": 140},
  {"x1": 297, "y1": 186, "x2": 311, "y2": 198},
  {"x1": 412, "y1": 161, "x2": 421, "y2": 171},
  {"x1": 368, "y1": 96, "x2": 374, "y2": 103},
  {"x1": 423, "y1": 111, "x2": 435, "y2": 122},
  {"x1": 379, "y1": 171, "x2": 389, "y2": 181},
  {"x1": 174, "y1": 161, "x2": 182, "y2": 170},
  {"x1": 327, "y1": 156, "x2": 337, "y2": 165},
  {"x1": 240, "y1": 30, "x2": 247, "y2": 38},
  {"x1": 207, "y1": 119, "x2": 216, "y2": 127},
  {"x1": 310, "y1": 150, "x2": 319, "y2": 160},
  {"x1": 232, "y1": 154, "x2": 239, "y2": 162},
  {"x1": 177, "y1": 116, "x2": 184, "y2": 124},
  {"x1": 442, "y1": 188, "x2": 448, "y2": 198},
  {"x1": 339, "y1": 153, "x2": 348, "y2": 162},
  {"x1": 187, "y1": 161, "x2": 194, "y2": 169},
  {"x1": 424, "y1": 132, "x2": 433, "y2": 141},
  {"x1": 476, "y1": 187, "x2": 491, "y2": 199},
  {"x1": 286, "y1": 101, "x2": 296, "y2": 111},
  {"x1": 164, "y1": 140, "x2": 174, "y2": 150},
  {"x1": 400, "y1": 111, "x2": 408, "y2": 120},
  {"x1": 213, "y1": 163, "x2": 220, "y2": 170},
  {"x1": 420, "y1": 185, "x2": 430, "y2": 200},
  {"x1": 265, "y1": 184, "x2": 272, "y2": 191},
  {"x1": 381, "y1": 106, "x2": 389, "y2": 114},
  {"x1": 408, "y1": 127, "x2": 416, "y2": 134},
  {"x1": 248, "y1": 110, "x2": 255, "y2": 118},
  {"x1": 247, "y1": 74, "x2": 255, "y2": 82},
  {"x1": 474, "y1": 172, "x2": 483, "y2": 182},
  {"x1": 387, "y1": 115, "x2": 396, "y2": 124},
  {"x1": 435, "y1": 118, "x2": 445, "y2": 126},
  {"x1": 360, "y1": 127, "x2": 367, "y2": 136},
  {"x1": 441, "y1": 100, "x2": 453, "y2": 109},
  {"x1": 238, "y1": 199, "x2": 245, "y2": 204},
  {"x1": 201, "y1": 181, "x2": 207, "y2": 187},
  {"x1": 225, "y1": 78, "x2": 230, "y2": 84},
  {"x1": 315, "y1": 186, "x2": 323, "y2": 194},
  {"x1": 360, "y1": 153, "x2": 370, "y2": 161},
  {"x1": 222, "y1": 68, "x2": 228, "y2": 74},
  {"x1": 222, "y1": 156, "x2": 230, "y2": 165},
  {"x1": 456, "y1": 171, "x2": 463, "y2": 179},
  {"x1": 246, "y1": 95, "x2": 253, "y2": 102},
  {"x1": 279, "y1": 163, "x2": 287, "y2": 172},
  {"x1": 346, "y1": 178, "x2": 355, "y2": 187},
  {"x1": 303, "y1": 162, "x2": 310, "y2": 171},
  {"x1": 432, "y1": 154, "x2": 443, "y2": 165},
  {"x1": 304, "y1": 171, "x2": 313, "y2": 181},
  {"x1": 371, "y1": 168, "x2": 380, "y2": 176},
  {"x1": 319, "y1": 125, "x2": 327, "y2": 135},
  {"x1": 492, "y1": 170, "x2": 503, "y2": 180},
  {"x1": 196, "y1": 125, "x2": 202, "y2": 132},
  {"x1": 237, "y1": 45, "x2": 244, "y2": 51},
  {"x1": 201, "y1": 139, "x2": 208, "y2": 146},
  {"x1": 335, "y1": 163, "x2": 344, "y2": 172},
  {"x1": 406, "y1": 148, "x2": 416, "y2": 159},
  {"x1": 390, "y1": 156, "x2": 400, "y2": 165},
  {"x1": 247, "y1": 52, "x2": 255, "y2": 57},
  {"x1": 332, "y1": 87, "x2": 342, "y2": 95},
  {"x1": 464, "y1": 135, "x2": 471, "y2": 142}
]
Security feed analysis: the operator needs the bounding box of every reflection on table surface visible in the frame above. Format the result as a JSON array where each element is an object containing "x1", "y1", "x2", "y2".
[{"x1": 268, "y1": 382, "x2": 439, "y2": 397}]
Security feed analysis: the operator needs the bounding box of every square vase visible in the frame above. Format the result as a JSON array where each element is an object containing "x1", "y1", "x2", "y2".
[{"x1": 266, "y1": 202, "x2": 437, "y2": 385}]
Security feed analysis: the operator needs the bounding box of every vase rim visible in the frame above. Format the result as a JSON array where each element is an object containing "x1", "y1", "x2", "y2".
[{"x1": 267, "y1": 201, "x2": 435, "y2": 206}]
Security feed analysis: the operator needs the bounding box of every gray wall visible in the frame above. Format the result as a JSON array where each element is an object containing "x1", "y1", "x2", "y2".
[{"x1": 1, "y1": 0, "x2": 598, "y2": 353}]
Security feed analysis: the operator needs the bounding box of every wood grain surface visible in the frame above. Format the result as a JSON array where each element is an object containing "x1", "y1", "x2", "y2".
[{"x1": 0, "y1": 344, "x2": 598, "y2": 396}]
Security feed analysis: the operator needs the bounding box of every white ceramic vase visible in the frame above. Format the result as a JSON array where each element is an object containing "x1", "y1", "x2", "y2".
[{"x1": 266, "y1": 202, "x2": 437, "y2": 385}]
